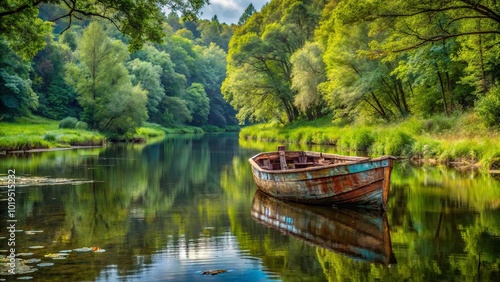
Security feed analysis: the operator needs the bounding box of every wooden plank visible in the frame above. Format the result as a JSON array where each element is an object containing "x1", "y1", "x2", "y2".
[{"x1": 279, "y1": 150, "x2": 288, "y2": 170}]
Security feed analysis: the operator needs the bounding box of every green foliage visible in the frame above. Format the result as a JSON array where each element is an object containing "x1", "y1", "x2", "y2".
[
  {"x1": 59, "y1": 117, "x2": 78, "y2": 129},
  {"x1": 0, "y1": 0, "x2": 209, "y2": 59},
  {"x1": 0, "y1": 39, "x2": 38, "y2": 120},
  {"x1": 238, "y1": 4, "x2": 256, "y2": 26},
  {"x1": 136, "y1": 126, "x2": 166, "y2": 138},
  {"x1": 373, "y1": 130, "x2": 414, "y2": 156},
  {"x1": 32, "y1": 35, "x2": 80, "y2": 120},
  {"x1": 223, "y1": 0, "x2": 326, "y2": 124},
  {"x1": 75, "y1": 121, "x2": 89, "y2": 130},
  {"x1": 0, "y1": 116, "x2": 105, "y2": 151},
  {"x1": 183, "y1": 83, "x2": 210, "y2": 126},
  {"x1": 65, "y1": 22, "x2": 147, "y2": 135},
  {"x1": 338, "y1": 127, "x2": 376, "y2": 151},
  {"x1": 476, "y1": 86, "x2": 500, "y2": 129},
  {"x1": 127, "y1": 58, "x2": 165, "y2": 119},
  {"x1": 162, "y1": 96, "x2": 191, "y2": 126},
  {"x1": 290, "y1": 42, "x2": 328, "y2": 119},
  {"x1": 43, "y1": 133, "x2": 56, "y2": 142}
]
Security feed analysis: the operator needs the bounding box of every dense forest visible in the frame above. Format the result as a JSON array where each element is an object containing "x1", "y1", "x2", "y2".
[
  {"x1": 223, "y1": 0, "x2": 500, "y2": 128},
  {"x1": 2, "y1": 0, "x2": 500, "y2": 136},
  {"x1": 0, "y1": 0, "x2": 236, "y2": 135}
]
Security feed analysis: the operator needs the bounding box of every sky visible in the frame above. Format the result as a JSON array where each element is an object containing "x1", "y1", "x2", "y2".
[{"x1": 199, "y1": 0, "x2": 269, "y2": 24}]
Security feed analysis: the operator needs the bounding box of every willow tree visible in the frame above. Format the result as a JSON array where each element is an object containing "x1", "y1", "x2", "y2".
[
  {"x1": 65, "y1": 22, "x2": 147, "y2": 134},
  {"x1": 222, "y1": 0, "x2": 327, "y2": 124},
  {"x1": 290, "y1": 42, "x2": 327, "y2": 120}
]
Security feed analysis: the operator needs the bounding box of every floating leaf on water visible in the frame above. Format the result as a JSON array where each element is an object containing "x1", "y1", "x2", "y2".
[
  {"x1": 93, "y1": 249, "x2": 105, "y2": 253},
  {"x1": 200, "y1": 269, "x2": 228, "y2": 276},
  {"x1": 25, "y1": 258, "x2": 41, "y2": 264},
  {"x1": 44, "y1": 253, "x2": 69, "y2": 259},
  {"x1": 0, "y1": 249, "x2": 8, "y2": 253},
  {"x1": 28, "y1": 246, "x2": 44, "y2": 249},
  {"x1": 37, "y1": 262, "x2": 54, "y2": 267},
  {"x1": 74, "y1": 247, "x2": 92, "y2": 252},
  {"x1": 59, "y1": 250, "x2": 72, "y2": 253},
  {"x1": 17, "y1": 253, "x2": 34, "y2": 257},
  {"x1": 15, "y1": 230, "x2": 23, "y2": 233},
  {"x1": 25, "y1": 230, "x2": 43, "y2": 235},
  {"x1": 0, "y1": 236, "x2": 6, "y2": 239},
  {"x1": 52, "y1": 257, "x2": 67, "y2": 260}
]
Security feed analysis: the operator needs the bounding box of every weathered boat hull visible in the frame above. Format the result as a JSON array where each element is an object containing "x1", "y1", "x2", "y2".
[
  {"x1": 249, "y1": 151, "x2": 395, "y2": 208},
  {"x1": 251, "y1": 191, "x2": 396, "y2": 265}
]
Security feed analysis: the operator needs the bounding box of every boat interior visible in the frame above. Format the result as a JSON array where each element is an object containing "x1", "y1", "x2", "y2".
[{"x1": 252, "y1": 150, "x2": 370, "y2": 171}]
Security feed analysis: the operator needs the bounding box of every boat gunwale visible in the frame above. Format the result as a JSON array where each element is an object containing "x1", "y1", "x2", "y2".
[{"x1": 249, "y1": 150, "x2": 395, "y2": 174}]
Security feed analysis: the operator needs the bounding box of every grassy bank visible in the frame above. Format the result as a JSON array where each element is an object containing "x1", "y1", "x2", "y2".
[
  {"x1": 240, "y1": 113, "x2": 500, "y2": 171},
  {"x1": 0, "y1": 116, "x2": 106, "y2": 152},
  {"x1": 0, "y1": 116, "x2": 241, "y2": 152}
]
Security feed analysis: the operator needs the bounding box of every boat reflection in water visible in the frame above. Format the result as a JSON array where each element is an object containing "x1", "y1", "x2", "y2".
[{"x1": 251, "y1": 191, "x2": 396, "y2": 265}]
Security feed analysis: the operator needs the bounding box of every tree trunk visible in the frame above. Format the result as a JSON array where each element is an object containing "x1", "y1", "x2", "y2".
[{"x1": 437, "y1": 71, "x2": 449, "y2": 115}]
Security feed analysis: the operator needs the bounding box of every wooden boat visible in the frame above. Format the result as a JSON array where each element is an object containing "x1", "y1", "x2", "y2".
[
  {"x1": 248, "y1": 146, "x2": 395, "y2": 209},
  {"x1": 251, "y1": 191, "x2": 396, "y2": 265}
]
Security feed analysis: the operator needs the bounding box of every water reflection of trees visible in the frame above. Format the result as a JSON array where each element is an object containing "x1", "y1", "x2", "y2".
[
  {"x1": 1, "y1": 137, "x2": 500, "y2": 280},
  {"x1": 222, "y1": 149, "x2": 500, "y2": 281}
]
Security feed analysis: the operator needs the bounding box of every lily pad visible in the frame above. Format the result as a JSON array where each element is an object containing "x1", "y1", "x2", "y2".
[
  {"x1": 74, "y1": 247, "x2": 92, "y2": 252},
  {"x1": 24, "y1": 258, "x2": 41, "y2": 264},
  {"x1": 59, "y1": 250, "x2": 72, "y2": 253},
  {"x1": 17, "y1": 253, "x2": 34, "y2": 257},
  {"x1": 37, "y1": 262, "x2": 54, "y2": 267},
  {"x1": 16, "y1": 276, "x2": 34, "y2": 280},
  {"x1": 44, "y1": 253, "x2": 68, "y2": 259}
]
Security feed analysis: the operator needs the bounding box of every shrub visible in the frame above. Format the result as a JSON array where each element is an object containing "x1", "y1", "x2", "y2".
[
  {"x1": 75, "y1": 121, "x2": 89, "y2": 130},
  {"x1": 476, "y1": 86, "x2": 500, "y2": 128},
  {"x1": 43, "y1": 133, "x2": 56, "y2": 142},
  {"x1": 59, "y1": 117, "x2": 78, "y2": 129}
]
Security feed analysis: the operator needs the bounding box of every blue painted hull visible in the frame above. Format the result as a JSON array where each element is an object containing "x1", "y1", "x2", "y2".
[{"x1": 249, "y1": 151, "x2": 395, "y2": 209}]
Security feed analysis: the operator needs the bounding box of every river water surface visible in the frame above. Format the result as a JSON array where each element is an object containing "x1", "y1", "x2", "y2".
[{"x1": 1, "y1": 133, "x2": 500, "y2": 281}]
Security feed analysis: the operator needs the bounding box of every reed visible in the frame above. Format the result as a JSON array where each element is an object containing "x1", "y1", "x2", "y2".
[{"x1": 239, "y1": 113, "x2": 500, "y2": 170}]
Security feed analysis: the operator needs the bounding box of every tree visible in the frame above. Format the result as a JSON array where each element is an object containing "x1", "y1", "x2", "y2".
[
  {"x1": 65, "y1": 22, "x2": 147, "y2": 134},
  {"x1": 197, "y1": 43, "x2": 236, "y2": 126},
  {"x1": 183, "y1": 83, "x2": 209, "y2": 125},
  {"x1": 32, "y1": 35, "x2": 80, "y2": 120},
  {"x1": 127, "y1": 59, "x2": 165, "y2": 121},
  {"x1": 0, "y1": 0, "x2": 209, "y2": 59},
  {"x1": 238, "y1": 4, "x2": 256, "y2": 26},
  {"x1": 336, "y1": 0, "x2": 500, "y2": 96},
  {"x1": 223, "y1": 0, "x2": 326, "y2": 124},
  {"x1": 0, "y1": 39, "x2": 38, "y2": 119},
  {"x1": 290, "y1": 42, "x2": 327, "y2": 120}
]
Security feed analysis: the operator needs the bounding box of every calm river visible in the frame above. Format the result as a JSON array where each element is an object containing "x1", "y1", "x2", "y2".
[{"x1": 1, "y1": 133, "x2": 500, "y2": 281}]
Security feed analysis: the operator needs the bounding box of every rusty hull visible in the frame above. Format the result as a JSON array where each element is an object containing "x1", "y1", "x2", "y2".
[{"x1": 249, "y1": 151, "x2": 395, "y2": 209}]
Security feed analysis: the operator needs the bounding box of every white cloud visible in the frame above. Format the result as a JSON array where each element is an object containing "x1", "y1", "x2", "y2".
[{"x1": 199, "y1": 0, "x2": 269, "y2": 24}]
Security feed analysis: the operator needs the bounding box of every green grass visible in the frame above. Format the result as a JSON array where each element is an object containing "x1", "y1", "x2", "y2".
[
  {"x1": 0, "y1": 116, "x2": 106, "y2": 151},
  {"x1": 240, "y1": 113, "x2": 500, "y2": 170}
]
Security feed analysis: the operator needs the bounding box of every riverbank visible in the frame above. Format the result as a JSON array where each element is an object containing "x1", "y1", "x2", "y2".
[
  {"x1": 240, "y1": 113, "x2": 500, "y2": 172},
  {"x1": 0, "y1": 116, "x2": 240, "y2": 153},
  {"x1": 0, "y1": 116, "x2": 106, "y2": 153}
]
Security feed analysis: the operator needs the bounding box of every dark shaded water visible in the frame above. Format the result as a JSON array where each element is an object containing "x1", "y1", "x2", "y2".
[{"x1": 1, "y1": 133, "x2": 500, "y2": 281}]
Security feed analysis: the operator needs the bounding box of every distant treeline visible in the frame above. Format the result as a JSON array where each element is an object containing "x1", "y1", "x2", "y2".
[{"x1": 1, "y1": 1, "x2": 237, "y2": 135}]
